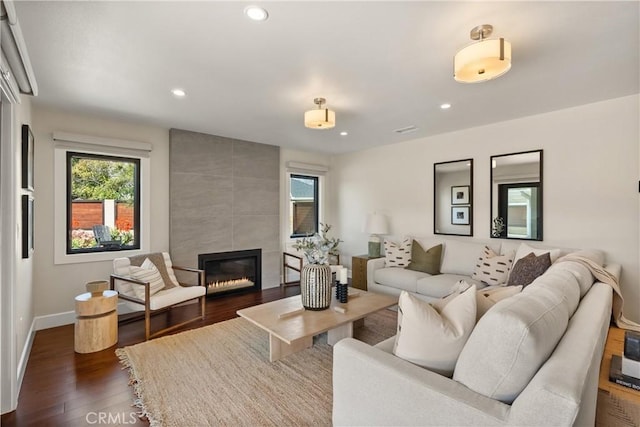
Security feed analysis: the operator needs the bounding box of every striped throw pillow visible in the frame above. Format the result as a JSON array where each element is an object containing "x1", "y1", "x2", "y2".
[
  {"x1": 384, "y1": 238, "x2": 412, "y2": 268},
  {"x1": 471, "y1": 246, "x2": 514, "y2": 286},
  {"x1": 129, "y1": 257, "x2": 165, "y2": 300}
]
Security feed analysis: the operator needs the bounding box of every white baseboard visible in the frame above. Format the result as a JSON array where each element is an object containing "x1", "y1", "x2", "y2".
[
  {"x1": 16, "y1": 320, "x2": 36, "y2": 397},
  {"x1": 33, "y1": 310, "x2": 76, "y2": 331}
]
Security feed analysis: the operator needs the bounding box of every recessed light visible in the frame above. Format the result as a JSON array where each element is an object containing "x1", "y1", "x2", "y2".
[
  {"x1": 244, "y1": 6, "x2": 269, "y2": 21},
  {"x1": 440, "y1": 103, "x2": 452, "y2": 110},
  {"x1": 340, "y1": 131, "x2": 348, "y2": 136},
  {"x1": 171, "y1": 88, "x2": 186, "y2": 98}
]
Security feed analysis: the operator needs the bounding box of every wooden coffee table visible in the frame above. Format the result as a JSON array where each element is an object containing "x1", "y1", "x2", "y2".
[{"x1": 237, "y1": 289, "x2": 397, "y2": 362}]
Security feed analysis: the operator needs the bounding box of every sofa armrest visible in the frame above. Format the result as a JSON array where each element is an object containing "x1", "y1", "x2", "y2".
[
  {"x1": 332, "y1": 338, "x2": 509, "y2": 426},
  {"x1": 366, "y1": 257, "x2": 386, "y2": 289}
]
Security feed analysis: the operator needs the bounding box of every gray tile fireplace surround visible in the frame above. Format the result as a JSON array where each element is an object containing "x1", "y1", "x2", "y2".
[{"x1": 169, "y1": 129, "x2": 280, "y2": 289}]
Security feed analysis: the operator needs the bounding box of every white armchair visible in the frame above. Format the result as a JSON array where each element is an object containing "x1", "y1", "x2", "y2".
[{"x1": 110, "y1": 252, "x2": 206, "y2": 340}]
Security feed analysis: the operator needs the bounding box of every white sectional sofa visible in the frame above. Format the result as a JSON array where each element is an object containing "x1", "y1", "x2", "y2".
[
  {"x1": 368, "y1": 237, "x2": 557, "y2": 302},
  {"x1": 334, "y1": 238, "x2": 618, "y2": 426}
]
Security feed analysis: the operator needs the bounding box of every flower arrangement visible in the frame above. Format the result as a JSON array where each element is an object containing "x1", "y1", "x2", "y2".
[{"x1": 292, "y1": 223, "x2": 341, "y2": 265}]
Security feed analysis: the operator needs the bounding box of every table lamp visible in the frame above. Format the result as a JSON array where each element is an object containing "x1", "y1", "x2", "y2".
[{"x1": 365, "y1": 213, "x2": 389, "y2": 258}]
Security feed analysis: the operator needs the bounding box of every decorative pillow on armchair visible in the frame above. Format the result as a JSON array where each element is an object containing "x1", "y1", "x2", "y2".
[
  {"x1": 129, "y1": 257, "x2": 165, "y2": 299},
  {"x1": 384, "y1": 238, "x2": 412, "y2": 268},
  {"x1": 471, "y1": 246, "x2": 514, "y2": 286},
  {"x1": 393, "y1": 287, "x2": 477, "y2": 377}
]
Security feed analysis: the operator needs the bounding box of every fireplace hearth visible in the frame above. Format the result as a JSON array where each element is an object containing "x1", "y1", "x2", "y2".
[{"x1": 198, "y1": 249, "x2": 261, "y2": 296}]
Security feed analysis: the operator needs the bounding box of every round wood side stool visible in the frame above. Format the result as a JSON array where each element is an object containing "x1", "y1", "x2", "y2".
[{"x1": 74, "y1": 289, "x2": 118, "y2": 353}]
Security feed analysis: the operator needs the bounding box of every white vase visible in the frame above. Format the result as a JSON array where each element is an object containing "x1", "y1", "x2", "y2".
[{"x1": 300, "y1": 263, "x2": 332, "y2": 310}]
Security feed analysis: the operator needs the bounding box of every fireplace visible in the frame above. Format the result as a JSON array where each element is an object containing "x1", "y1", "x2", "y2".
[{"x1": 198, "y1": 249, "x2": 261, "y2": 296}]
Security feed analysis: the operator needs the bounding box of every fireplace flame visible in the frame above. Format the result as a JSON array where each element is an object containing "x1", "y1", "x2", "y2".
[{"x1": 207, "y1": 277, "x2": 254, "y2": 290}]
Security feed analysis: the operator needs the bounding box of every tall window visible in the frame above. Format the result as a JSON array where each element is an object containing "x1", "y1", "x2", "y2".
[
  {"x1": 66, "y1": 152, "x2": 140, "y2": 253},
  {"x1": 289, "y1": 174, "x2": 319, "y2": 238}
]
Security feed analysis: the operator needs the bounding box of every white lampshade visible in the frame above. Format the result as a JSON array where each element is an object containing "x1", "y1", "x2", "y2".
[
  {"x1": 454, "y1": 37, "x2": 511, "y2": 83},
  {"x1": 304, "y1": 97, "x2": 335, "y2": 129},
  {"x1": 365, "y1": 213, "x2": 389, "y2": 235},
  {"x1": 304, "y1": 108, "x2": 335, "y2": 129}
]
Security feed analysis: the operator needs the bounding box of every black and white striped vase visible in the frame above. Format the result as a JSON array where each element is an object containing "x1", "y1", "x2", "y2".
[{"x1": 301, "y1": 263, "x2": 332, "y2": 310}]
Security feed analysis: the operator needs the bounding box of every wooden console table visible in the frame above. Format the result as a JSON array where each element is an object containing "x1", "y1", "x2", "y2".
[{"x1": 596, "y1": 325, "x2": 640, "y2": 426}]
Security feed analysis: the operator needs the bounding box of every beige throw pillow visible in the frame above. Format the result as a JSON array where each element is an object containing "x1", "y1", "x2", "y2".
[
  {"x1": 471, "y1": 246, "x2": 514, "y2": 286},
  {"x1": 384, "y1": 238, "x2": 412, "y2": 268},
  {"x1": 393, "y1": 287, "x2": 477, "y2": 377},
  {"x1": 129, "y1": 257, "x2": 165, "y2": 300},
  {"x1": 476, "y1": 286, "x2": 523, "y2": 321}
]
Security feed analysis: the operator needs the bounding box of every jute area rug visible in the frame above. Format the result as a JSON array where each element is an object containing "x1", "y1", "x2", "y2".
[{"x1": 116, "y1": 309, "x2": 397, "y2": 427}]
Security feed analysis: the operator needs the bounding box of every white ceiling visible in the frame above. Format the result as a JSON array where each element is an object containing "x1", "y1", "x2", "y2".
[{"x1": 14, "y1": 1, "x2": 640, "y2": 154}]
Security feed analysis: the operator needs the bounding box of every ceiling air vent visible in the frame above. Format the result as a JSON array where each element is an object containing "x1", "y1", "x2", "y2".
[{"x1": 394, "y1": 125, "x2": 418, "y2": 135}]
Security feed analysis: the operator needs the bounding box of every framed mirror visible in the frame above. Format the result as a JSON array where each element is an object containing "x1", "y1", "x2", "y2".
[
  {"x1": 490, "y1": 150, "x2": 543, "y2": 240},
  {"x1": 434, "y1": 159, "x2": 473, "y2": 236}
]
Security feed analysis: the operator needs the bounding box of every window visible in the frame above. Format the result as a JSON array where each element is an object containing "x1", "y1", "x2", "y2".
[
  {"x1": 66, "y1": 152, "x2": 140, "y2": 253},
  {"x1": 289, "y1": 174, "x2": 319, "y2": 237},
  {"x1": 53, "y1": 132, "x2": 151, "y2": 264}
]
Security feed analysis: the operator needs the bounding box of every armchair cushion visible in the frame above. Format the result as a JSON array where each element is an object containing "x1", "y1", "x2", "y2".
[{"x1": 148, "y1": 285, "x2": 206, "y2": 311}]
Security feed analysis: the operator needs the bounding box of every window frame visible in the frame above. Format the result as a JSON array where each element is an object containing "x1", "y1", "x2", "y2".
[
  {"x1": 65, "y1": 151, "x2": 141, "y2": 254},
  {"x1": 289, "y1": 173, "x2": 320, "y2": 238},
  {"x1": 53, "y1": 133, "x2": 151, "y2": 265}
]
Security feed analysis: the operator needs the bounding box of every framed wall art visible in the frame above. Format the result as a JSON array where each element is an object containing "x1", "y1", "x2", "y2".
[
  {"x1": 451, "y1": 185, "x2": 469, "y2": 205},
  {"x1": 451, "y1": 206, "x2": 470, "y2": 225},
  {"x1": 22, "y1": 194, "x2": 34, "y2": 258},
  {"x1": 21, "y1": 124, "x2": 34, "y2": 191}
]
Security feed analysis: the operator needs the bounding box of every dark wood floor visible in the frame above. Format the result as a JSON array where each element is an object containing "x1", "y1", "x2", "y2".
[{"x1": 1, "y1": 285, "x2": 300, "y2": 427}]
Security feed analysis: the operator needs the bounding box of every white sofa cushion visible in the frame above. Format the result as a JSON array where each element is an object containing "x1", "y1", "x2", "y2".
[
  {"x1": 416, "y1": 274, "x2": 483, "y2": 298},
  {"x1": 384, "y1": 238, "x2": 412, "y2": 268},
  {"x1": 441, "y1": 240, "x2": 500, "y2": 276},
  {"x1": 453, "y1": 285, "x2": 570, "y2": 404},
  {"x1": 523, "y1": 267, "x2": 581, "y2": 317},
  {"x1": 393, "y1": 287, "x2": 477, "y2": 377},
  {"x1": 471, "y1": 246, "x2": 514, "y2": 286},
  {"x1": 129, "y1": 258, "x2": 165, "y2": 299},
  {"x1": 375, "y1": 268, "x2": 427, "y2": 293},
  {"x1": 552, "y1": 249, "x2": 603, "y2": 298}
]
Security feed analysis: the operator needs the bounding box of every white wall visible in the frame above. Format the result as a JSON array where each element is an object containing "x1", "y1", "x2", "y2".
[
  {"x1": 330, "y1": 95, "x2": 640, "y2": 322},
  {"x1": 32, "y1": 106, "x2": 170, "y2": 318}
]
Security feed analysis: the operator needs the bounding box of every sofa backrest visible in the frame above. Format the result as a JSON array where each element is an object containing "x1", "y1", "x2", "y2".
[{"x1": 452, "y1": 261, "x2": 583, "y2": 404}]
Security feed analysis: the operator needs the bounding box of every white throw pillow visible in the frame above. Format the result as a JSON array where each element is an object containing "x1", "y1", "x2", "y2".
[
  {"x1": 471, "y1": 246, "x2": 515, "y2": 286},
  {"x1": 129, "y1": 258, "x2": 165, "y2": 300},
  {"x1": 514, "y1": 242, "x2": 561, "y2": 265},
  {"x1": 476, "y1": 285, "x2": 522, "y2": 321},
  {"x1": 393, "y1": 287, "x2": 477, "y2": 377},
  {"x1": 384, "y1": 238, "x2": 412, "y2": 268}
]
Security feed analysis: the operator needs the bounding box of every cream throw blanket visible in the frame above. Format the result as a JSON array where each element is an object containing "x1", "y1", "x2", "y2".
[{"x1": 557, "y1": 253, "x2": 640, "y2": 332}]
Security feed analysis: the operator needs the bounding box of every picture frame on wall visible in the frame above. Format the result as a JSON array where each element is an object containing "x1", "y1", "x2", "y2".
[
  {"x1": 451, "y1": 185, "x2": 469, "y2": 205},
  {"x1": 451, "y1": 206, "x2": 470, "y2": 225},
  {"x1": 21, "y1": 124, "x2": 34, "y2": 191},
  {"x1": 22, "y1": 194, "x2": 34, "y2": 258}
]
